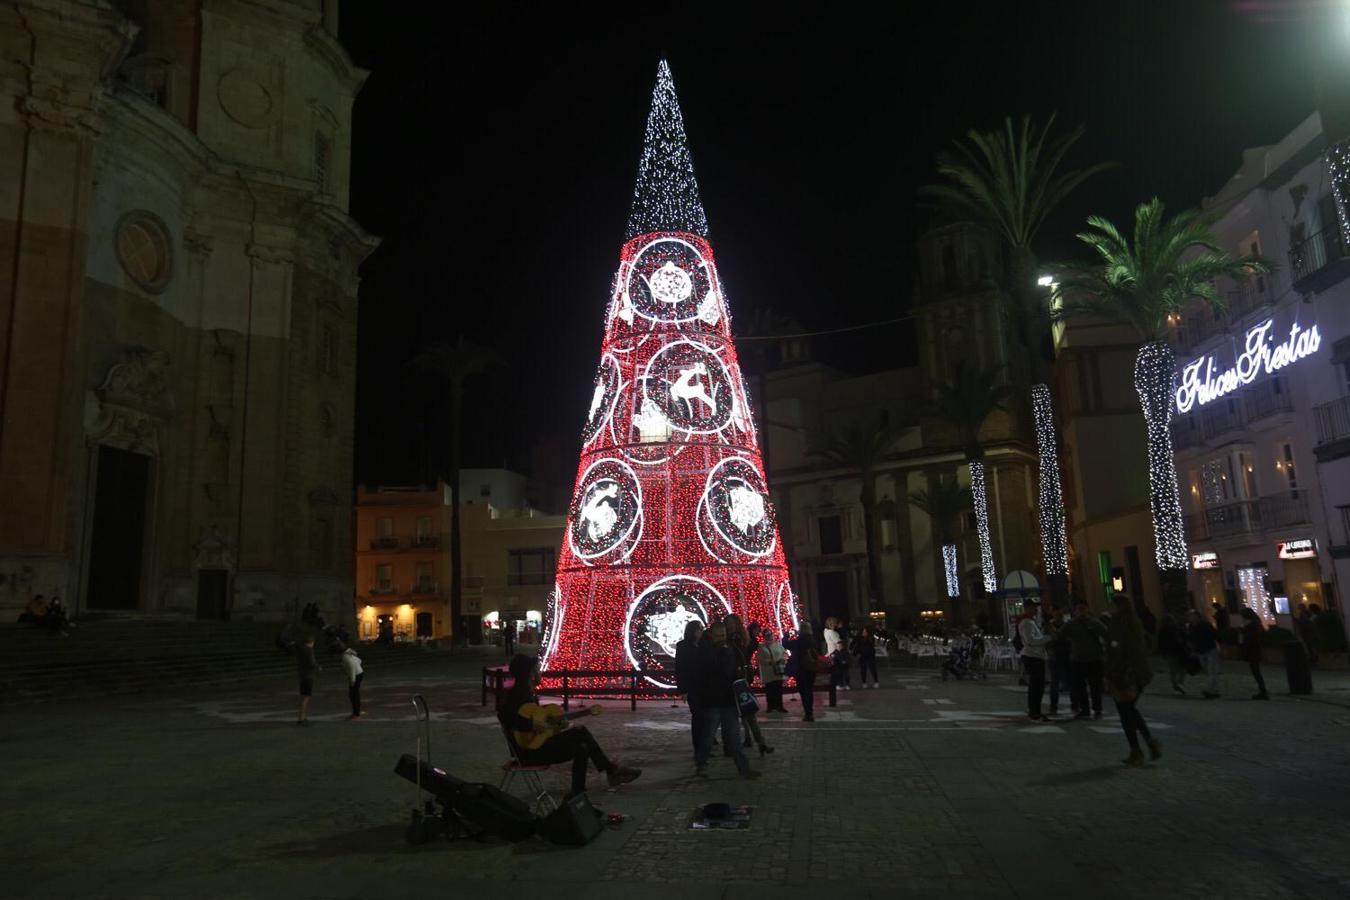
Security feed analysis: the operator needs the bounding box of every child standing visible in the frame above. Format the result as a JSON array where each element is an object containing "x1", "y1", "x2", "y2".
[{"x1": 340, "y1": 644, "x2": 365, "y2": 719}]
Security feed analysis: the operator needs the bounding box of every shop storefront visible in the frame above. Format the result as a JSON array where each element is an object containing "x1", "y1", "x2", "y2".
[{"x1": 483, "y1": 609, "x2": 543, "y2": 645}]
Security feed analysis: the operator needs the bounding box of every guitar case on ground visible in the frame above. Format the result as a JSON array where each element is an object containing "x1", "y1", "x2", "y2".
[{"x1": 394, "y1": 753, "x2": 537, "y2": 843}]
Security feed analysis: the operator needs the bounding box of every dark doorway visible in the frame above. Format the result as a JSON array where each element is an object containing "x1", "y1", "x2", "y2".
[
  {"x1": 197, "y1": 569, "x2": 229, "y2": 620},
  {"x1": 415, "y1": 611, "x2": 433, "y2": 637},
  {"x1": 377, "y1": 614, "x2": 394, "y2": 643},
  {"x1": 816, "y1": 571, "x2": 849, "y2": 625},
  {"x1": 86, "y1": 446, "x2": 151, "y2": 610}
]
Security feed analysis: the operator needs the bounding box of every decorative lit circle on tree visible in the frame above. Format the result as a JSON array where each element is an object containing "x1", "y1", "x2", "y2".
[
  {"x1": 697, "y1": 457, "x2": 777, "y2": 561},
  {"x1": 567, "y1": 458, "x2": 643, "y2": 563},
  {"x1": 582, "y1": 354, "x2": 622, "y2": 446},
  {"x1": 624, "y1": 575, "x2": 732, "y2": 688},
  {"x1": 644, "y1": 339, "x2": 734, "y2": 434},
  {"x1": 607, "y1": 376, "x2": 688, "y2": 466},
  {"x1": 773, "y1": 581, "x2": 801, "y2": 640},
  {"x1": 623, "y1": 237, "x2": 718, "y2": 323}
]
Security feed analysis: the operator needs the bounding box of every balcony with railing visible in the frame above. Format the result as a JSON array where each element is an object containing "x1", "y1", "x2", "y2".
[
  {"x1": 1201, "y1": 499, "x2": 1263, "y2": 540},
  {"x1": 1244, "y1": 378, "x2": 1294, "y2": 424},
  {"x1": 1172, "y1": 418, "x2": 1202, "y2": 451},
  {"x1": 370, "y1": 536, "x2": 400, "y2": 550},
  {"x1": 412, "y1": 534, "x2": 441, "y2": 549},
  {"x1": 1261, "y1": 489, "x2": 1311, "y2": 529},
  {"x1": 1314, "y1": 395, "x2": 1350, "y2": 462},
  {"x1": 1290, "y1": 225, "x2": 1350, "y2": 293}
]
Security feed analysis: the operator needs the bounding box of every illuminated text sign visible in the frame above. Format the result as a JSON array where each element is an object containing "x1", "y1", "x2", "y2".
[{"x1": 1175, "y1": 319, "x2": 1321, "y2": 414}]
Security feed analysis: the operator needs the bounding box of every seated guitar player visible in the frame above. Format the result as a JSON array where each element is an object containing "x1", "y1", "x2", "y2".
[{"x1": 497, "y1": 654, "x2": 641, "y2": 799}]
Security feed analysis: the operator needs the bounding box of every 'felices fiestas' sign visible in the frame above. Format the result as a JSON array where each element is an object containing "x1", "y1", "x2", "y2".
[{"x1": 1175, "y1": 319, "x2": 1321, "y2": 414}]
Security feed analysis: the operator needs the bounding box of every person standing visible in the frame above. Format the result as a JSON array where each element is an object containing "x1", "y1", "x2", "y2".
[
  {"x1": 675, "y1": 620, "x2": 706, "y2": 757},
  {"x1": 725, "y1": 614, "x2": 772, "y2": 757},
  {"x1": 788, "y1": 624, "x2": 820, "y2": 722},
  {"x1": 340, "y1": 644, "x2": 365, "y2": 719},
  {"x1": 1239, "y1": 608, "x2": 1270, "y2": 700},
  {"x1": 855, "y1": 627, "x2": 879, "y2": 688},
  {"x1": 1157, "y1": 615, "x2": 1189, "y2": 695},
  {"x1": 1061, "y1": 600, "x2": 1107, "y2": 719},
  {"x1": 1295, "y1": 605, "x2": 1319, "y2": 668},
  {"x1": 1105, "y1": 594, "x2": 1161, "y2": 765},
  {"x1": 503, "y1": 621, "x2": 516, "y2": 658},
  {"x1": 1186, "y1": 609, "x2": 1221, "y2": 699},
  {"x1": 1045, "y1": 606, "x2": 1073, "y2": 716},
  {"x1": 1017, "y1": 598, "x2": 1050, "y2": 721},
  {"x1": 756, "y1": 630, "x2": 787, "y2": 712},
  {"x1": 297, "y1": 635, "x2": 320, "y2": 725},
  {"x1": 694, "y1": 622, "x2": 760, "y2": 778}
]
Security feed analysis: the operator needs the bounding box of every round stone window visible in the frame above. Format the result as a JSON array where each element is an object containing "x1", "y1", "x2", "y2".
[{"x1": 115, "y1": 211, "x2": 173, "y2": 294}]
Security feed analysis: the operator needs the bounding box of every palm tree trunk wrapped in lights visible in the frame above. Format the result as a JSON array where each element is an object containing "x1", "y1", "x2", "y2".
[
  {"x1": 1328, "y1": 140, "x2": 1350, "y2": 245},
  {"x1": 1133, "y1": 341, "x2": 1188, "y2": 571},
  {"x1": 1031, "y1": 384, "x2": 1068, "y2": 579},
  {"x1": 1057, "y1": 198, "x2": 1269, "y2": 605},
  {"x1": 968, "y1": 460, "x2": 997, "y2": 593}
]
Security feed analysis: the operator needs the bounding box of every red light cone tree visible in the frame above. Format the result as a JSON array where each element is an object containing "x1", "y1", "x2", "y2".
[{"x1": 539, "y1": 61, "x2": 800, "y2": 688}]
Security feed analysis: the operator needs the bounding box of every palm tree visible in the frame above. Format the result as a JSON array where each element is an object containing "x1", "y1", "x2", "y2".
[
  {"x1": 923, "y1": 116, "x2": 1114, "y2": 599},
  {"x1": 930, "y1": 363, "x2": 1014, "y2": 597},
  {"x1": 922, "y1": 114, "x2": 1116, "y2": 365},
  {"x1": 908, "y1": 473, "x2": 973, "y2": 620},
  {"x1": 810, "y1": 419, "x2": 901, "y2": 614},
  {"x1": 407, "y1": 337, "x2": 503, "y2": 644},
  {"x1": 1056, "y1": 198, "x2": 1269, "y2": 606}
]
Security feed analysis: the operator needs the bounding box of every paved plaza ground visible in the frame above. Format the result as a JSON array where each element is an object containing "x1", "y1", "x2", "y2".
[{"x1": 5, "y1": 648, "x2": 1350, "y2": 899}]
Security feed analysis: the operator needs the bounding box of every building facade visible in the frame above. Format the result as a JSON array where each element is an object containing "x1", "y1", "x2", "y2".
[
  {"x1": 0, "y1": 0, "x2": 376, "y2": 623},
  {"x1": 1169, "y1": 112, "x2": 1346, "y2": 638},
  {"x1": 764, "y1": 223, "x2": 1041, "y2": 631},
  {"x1": 354, "y1": 473, "x2": 564, "y2": 643}
]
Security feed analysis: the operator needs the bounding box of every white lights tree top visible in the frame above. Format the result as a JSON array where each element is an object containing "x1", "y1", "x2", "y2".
[{"x1": 625, "y1": 59, "x2": 709, "y2": 239}]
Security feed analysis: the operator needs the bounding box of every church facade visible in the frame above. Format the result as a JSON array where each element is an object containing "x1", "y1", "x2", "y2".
[{"x1": 0, "y1": 0, "x2": 376, "y2": 622}]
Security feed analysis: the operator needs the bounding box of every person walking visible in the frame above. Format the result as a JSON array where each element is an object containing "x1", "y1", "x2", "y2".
[
  {"x1": 756, "y1": 630, "x2": 788, "y2": 712},
  {"x1": 855, "y1": 627, "x2": 880, "y2": 688},
  {"x1": 1186, "y1": 609, "x2": 1221, "y2": 699},
  {"x1": 1105, "y1": 594, "x2": 1161, "y2": 766},
  {"x1": 340, "y1": 644, "x2": 365, "y2": 719},
  {"x1": 1061, "y1": 600, "x2": 1107, "y2": 719},
  {"x1": 675, "y1": 620, "x2": 707, "y2": 757},
  {"x1": 1157, "y1": 614, "x2": 1189, "y2": 695},
  {"x1": 297, "y1": 635, "x2": 320, "y2": 725},
  {"x1": 694, "y1": 622, "x2": 760, "y2": 778},
  {"x1": 1239, "y1": 608, "x2": 1270, "y2": 700},
  {"x1": 725, "y1": 614, "x2": 772, "y2": 757},
  {"x1": 1017, "y1": 598, "x2": 1050, "y2": 722}
]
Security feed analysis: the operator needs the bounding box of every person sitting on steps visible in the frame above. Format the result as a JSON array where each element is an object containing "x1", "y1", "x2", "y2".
[{"x1": 497, "y1": 654, "x2": 640, "y2": 800}]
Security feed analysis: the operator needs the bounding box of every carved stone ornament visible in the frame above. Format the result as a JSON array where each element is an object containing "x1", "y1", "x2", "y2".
[
  {"x1": 217, "y1": 69, "x2": 275, "y2": 128},
  {"x1": 84, "y1": 348, "x2": 174, "y2": 456}
]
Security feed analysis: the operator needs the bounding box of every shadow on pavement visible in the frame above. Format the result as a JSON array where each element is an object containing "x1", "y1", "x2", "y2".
[{"x1": 1030, "y1": 766, "x2": 1123, "y2": 786}]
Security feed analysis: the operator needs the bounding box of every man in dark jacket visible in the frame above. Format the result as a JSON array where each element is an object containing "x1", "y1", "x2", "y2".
[
  {"x1": 1060, "y1": 601, "x2": 1107, "y2": 720},
  {"x1": 1186, "y1": 608, "x2": 1221, "y2": 698},
  {"x1": 694, "y1": 622, "x2": 759, "y2": 779},
  {"x1": 675, "y1": 620, "x2": 706, "y2": 758}
]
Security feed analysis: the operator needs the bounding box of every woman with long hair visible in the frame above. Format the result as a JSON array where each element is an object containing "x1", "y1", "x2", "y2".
[
  {"x1": 725, "y1": 614, "x2": 773, "y2": 756},
  {"x1": 1104, "y1": 594, "x2": 1161, "y2": 766}
]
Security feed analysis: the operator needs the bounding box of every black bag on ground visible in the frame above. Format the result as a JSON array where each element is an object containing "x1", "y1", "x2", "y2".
[
  {"x1": 452, "y1": 783, "x2": 537, "y2": 842},
  {"x1": 538, "y1": 792, "x2": 604, "y2": 846}
]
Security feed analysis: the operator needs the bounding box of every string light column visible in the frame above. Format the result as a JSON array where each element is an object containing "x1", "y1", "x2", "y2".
[
  {"x1": 1134, "y1": 341, "x2": 1188, "y2": 571},
  {"x1": 1031, "y1": 384, "x2": 1069, "y2": 582},
  {"x1": 539, "y1": 61, "x2": 800, "y2": 688},
  {"x1": 1328, "y1": 140, "x2": 1350, "y2": 247},
  {"x1": 969, "y1": 460, "x2": 998, "y2": 594}
]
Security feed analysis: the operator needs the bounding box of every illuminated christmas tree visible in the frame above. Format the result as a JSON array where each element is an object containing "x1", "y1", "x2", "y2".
[{"x1": 539, "y1": 60, "x2": 800, "y2": 688}]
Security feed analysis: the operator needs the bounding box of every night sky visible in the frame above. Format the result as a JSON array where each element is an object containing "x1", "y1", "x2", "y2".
[{"x1": 340, "y1": 1, "x2": 1315, "y2": 501}]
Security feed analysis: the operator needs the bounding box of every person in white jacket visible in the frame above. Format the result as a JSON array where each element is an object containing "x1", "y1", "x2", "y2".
[
  {"x1": 755, "y1": 632, "x2": 787, "y2": 713},
  {"x1": 1017, "y1": 598, "x2": 1050, "y2": 721},
  {"x1": 340, "y1": 646, "x2": 365, "y2": 720}
]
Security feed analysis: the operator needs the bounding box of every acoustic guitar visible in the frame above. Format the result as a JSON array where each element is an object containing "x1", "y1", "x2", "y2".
[{"x1": 513, "y1": 703, "x2": 603, "y2": 751}]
